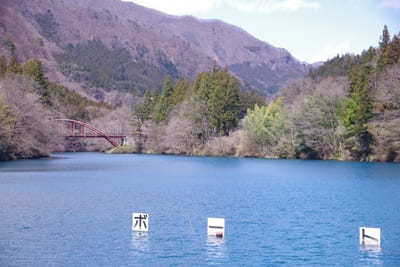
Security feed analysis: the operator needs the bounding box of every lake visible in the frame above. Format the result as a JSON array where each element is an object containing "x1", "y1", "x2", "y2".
[{"x1": 1, "y1": 153, "x2": 400, "y2": 266}]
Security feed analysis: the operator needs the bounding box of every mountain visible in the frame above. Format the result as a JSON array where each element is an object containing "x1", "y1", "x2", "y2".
[{"x1": 0, "y1": 0, "x2": 307, "y2": 101}]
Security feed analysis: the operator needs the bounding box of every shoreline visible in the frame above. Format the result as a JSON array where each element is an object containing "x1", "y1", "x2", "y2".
[
  {"x1": 104, "y1": 145, "x2": 400, "y2": 164},
  {"x1": 2, "y1": 147, "x2": 399, "y2": 164}
]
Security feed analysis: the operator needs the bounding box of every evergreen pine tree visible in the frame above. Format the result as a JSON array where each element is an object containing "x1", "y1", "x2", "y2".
[
  {"x1": 142, "y1": 91, "x2": 154, "y2": 121},
  {"x1": 379, "y1": 25, "x2": 390, "y2": 51},
  {"x1": 153, "y1": 76, "x2": 174, "y2": 123},
  {"x1": 342, "y1": 64, "x2": 374, "y2": 160},
  {"x1": 378, "y1": 25, "x2": 391, "y2": 70},
  {"x1": 23, "y1": 59, "x2": 52, "y2": 105},
  {"x1": 209, "y1": 69, "x2": 240, "y2": 135},
  {"x1": 195, "y1": 72, "x2": 213, "y2": 102},
  {"x1": 171, "y1": 78, "x2": 190, "y2": 105}
]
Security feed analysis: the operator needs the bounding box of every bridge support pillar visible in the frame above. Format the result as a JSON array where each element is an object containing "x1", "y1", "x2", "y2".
[{"x1": 121, "y1": 137, "x2": 127, "y2": 146}]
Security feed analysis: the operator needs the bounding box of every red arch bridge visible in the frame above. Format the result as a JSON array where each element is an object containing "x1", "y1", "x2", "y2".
[{"x1": 55, "y1": 119, "x2": 127, "y2": 147}]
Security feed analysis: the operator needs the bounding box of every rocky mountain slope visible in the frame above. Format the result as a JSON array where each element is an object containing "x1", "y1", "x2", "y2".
[{"x1": 0, "y1": 0, "x2": 307, "y2": 102}]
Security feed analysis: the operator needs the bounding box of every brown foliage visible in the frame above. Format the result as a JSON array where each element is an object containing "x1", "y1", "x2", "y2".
[{"x1": 0, "y1": 75, "x2": 64, "y2": 160}]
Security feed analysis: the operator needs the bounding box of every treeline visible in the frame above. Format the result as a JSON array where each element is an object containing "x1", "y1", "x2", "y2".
[
  {"x1": 242, "y1": 26, "x2": 400, "y2": 161},
  {"x1": 129, "y1": 26, "x2": 400, "y2": 162},
  {"x1": 0, "y1": 55, "x2": 112, "y2": 160},
  {"x1": 130, "y1": 65, "x2": 265, "y2": 154}
]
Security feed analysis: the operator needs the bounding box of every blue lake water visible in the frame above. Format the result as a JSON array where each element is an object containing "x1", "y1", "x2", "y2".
[{"x1": 1, "y1": 153, "x2": 400, "y2": 266}]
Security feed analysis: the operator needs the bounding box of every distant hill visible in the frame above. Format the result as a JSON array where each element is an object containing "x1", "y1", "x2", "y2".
[{"x1": 0, "y1": 0, "x2": 308, "y2": 100}]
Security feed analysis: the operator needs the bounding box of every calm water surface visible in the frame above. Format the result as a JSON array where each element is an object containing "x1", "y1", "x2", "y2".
[{"x1": 1, "y1": 153, "x2": 400, "y2": 266}]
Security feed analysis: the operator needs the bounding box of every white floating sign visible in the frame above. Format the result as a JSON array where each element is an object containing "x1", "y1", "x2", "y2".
[
  {"x1": 360, "y1": 227, "x2": 381, "y2": 246},
  {"x1": 208, "y1": 217, "x2": 225, "y2": 237},
  {"x1": 132, "y1": 213, "x2": 149, "y2": 232}
]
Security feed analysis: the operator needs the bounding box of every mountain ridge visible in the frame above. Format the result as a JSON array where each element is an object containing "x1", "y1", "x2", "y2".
[{"x1": 0, "y1": 0, "x2": 308, "y2": 100}]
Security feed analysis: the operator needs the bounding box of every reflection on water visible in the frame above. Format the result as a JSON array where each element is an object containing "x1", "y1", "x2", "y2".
[
  {"x1": 131, "y1": 232, "x2": 149, "y2": 253},
  {"x1": 359, "y1": 245, "x2": 383, "y2": 265},
  {"x1": 206, "y1": 236, "x2": 227, "y2": 263}
]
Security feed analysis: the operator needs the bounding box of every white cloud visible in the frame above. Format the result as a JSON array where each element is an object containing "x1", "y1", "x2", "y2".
[
  {"x1": 123, "y1": 0, "x2": 320, "y2": 15},
  {"x1": 380, "y1": 0, "x2": 400, "y2": 10},
  {"x1": 307, "y1": 42, "x2": 351, "y2": 63}
]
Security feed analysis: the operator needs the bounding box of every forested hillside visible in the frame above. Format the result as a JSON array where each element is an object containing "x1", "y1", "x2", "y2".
[
  {"x1": 125, "y1": 26, "x2": 400, "y2": 163},
  {"x1": 0, "y1": 54, "x2": 113, "y2": 160},
  {"x1": 0, "y1": 0, "x2": 307, "y2": 102},
  {"x1": 1, "y1": 0, "x2": 399, "y2": 164}
]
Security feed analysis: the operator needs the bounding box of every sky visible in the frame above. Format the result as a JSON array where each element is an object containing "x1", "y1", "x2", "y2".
[{"x1": 123, "y1": 0, "x2": 400, "y2": 63}]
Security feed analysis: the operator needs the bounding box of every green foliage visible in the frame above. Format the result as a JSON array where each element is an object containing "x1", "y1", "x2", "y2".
[
  {"x1": 6, "y1": 56, "x2": 22, "y2": 74},
  {"x1": 378, "y1": 25, "x2": 395, "y2": 70},
  {"x1": 341, "y1": 65, "x2": 374, "y2": 160},
  {"x1": 143, "y1": 67, "x2": 252, "y2": 136},
  {"x1": 47, "y1": 81, "x2": 112, "y2": 121},
  {"x1": 239, "y1": 90, "x2": 266, "y2": 118},
  {"x1": 23, "y1": 59, "x2": 47, "y2": 86},
  {"x1": 384, "y1": 35, "x2": 400, "y2": 65},
  {"x1": 171, "y1": 78, "x2": 190, "y2": 105},
  {"x1": 128, "y1": 25, "x2": 400, "y2": 161},
  {"x1": 2, "y1": 56, "x2": 111, "y2": 121},
  {"x1": 0, "y1": 55, "x2": 7, "y2": 76},
  {"x1": 208, "y1": 69, "x2": 241, "y2": 135},
  {"x1": 379, "y1": 25, "x2": 390, "y2": 52},
  {"x1": 131, "y1": 91, "x2": 157, "y2": 151},
  {"x1": 309, "y1": 54, "x2": 361, "y2": 80},
  {"x1": 227, "y1": 61, "x2": 297, "y2": 95},
  {"x1": 34, "y1": 10, "x2": 59, "y2": 41},
  {"x1": 362, "y1": 47, "x2": 376, "y2": 64},
  {"x1": 132, "y1": 91, "x2": 155, "y2": 127},
  {"x1": 55, "y1": 40, "x2": 167, "y2": 94},
  {"x1": 243, "y1": 98, "x2": 288, "y2": 155},
  {"x1": 0, "y1": 94, "x2": 15, "y2": 158},
  {"x1": 23, "y1": 59, "x2": 51, "y2": 104},
  {"x1": 193, "y1": 72, "x2": 213, "y2": 101},
  {"x1": 153, "y1": 76, "x2": 175, "y2": 123},
  {"x1": 192, "y1": 67, "x2": 241, "y2": 135}
]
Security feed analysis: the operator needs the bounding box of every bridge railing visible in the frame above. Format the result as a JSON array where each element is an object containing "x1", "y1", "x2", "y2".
[{"x1": 54, "y1": 119, "x2": 127, "y2": 147}]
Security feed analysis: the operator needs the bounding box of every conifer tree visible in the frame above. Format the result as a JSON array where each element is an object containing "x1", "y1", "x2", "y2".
[
  {"x1": 153, "y1": 76, "x2": 174, "y2": 123},
  {"x1": 0, "y1": 55, "x2": 7, "y2": 77},
  {"x1": 209, "y1": 69, "x2": 240, "y2": 135},
  {"x1": 379, "y1": 25, "x2": 390, "y2": 52},
  {"x1": 22, "y1": 59, "x2": 53, "y2": 105},
  {"x1": 171, "y1": 78, "x2": 190, "y2": 105},
  {"x1": 194, "y1": 72, "x2": 213, "y2": 102},
  {"x1": 6, "y1": 56, "x2": 22, "y2": 74},
  {"x1": 384, "y1": 35, "x2": 400, "y2": 65},
  {"x1": 23, "y1": 59, "x2": 47, "y2": 87},
  {"x1": 342, "y1": 64, "x2": 374, "y2": 160},
  {"x1": 142, "y1": 91, "x2": 155, "y2": 121},
  {"x1": 378, "y1": 25, "x2": 391, "y2": 70}
]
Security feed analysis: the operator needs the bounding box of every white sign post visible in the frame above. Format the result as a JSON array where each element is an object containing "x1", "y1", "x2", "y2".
[
  {"x1": 132, "y1": 213, "x2": 149, "y2": 232},
  {"x1": 360, "y1": 227, "x2": 381, "y2": 246},
  {"x1": 208, "y1": 218, "x2": 225, "y2": 237}
]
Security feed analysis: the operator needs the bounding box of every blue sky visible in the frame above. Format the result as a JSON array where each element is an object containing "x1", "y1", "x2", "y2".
[{"x1": 125, "y1": 0, "x2": 400, "y2": 63}]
